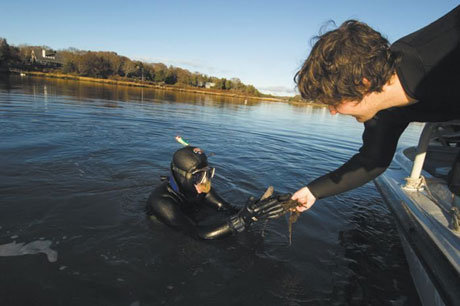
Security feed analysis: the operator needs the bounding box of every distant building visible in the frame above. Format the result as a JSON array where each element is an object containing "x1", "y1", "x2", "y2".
[
  {"x1": 30, "y1": 48, "x2": 63, "y2": 67},
  {"x1": 205, "y1": 82, "x2": 215, "y2": 89}
]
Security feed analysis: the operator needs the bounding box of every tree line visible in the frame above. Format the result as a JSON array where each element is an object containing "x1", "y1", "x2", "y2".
[{"x1": 0, "y1": 38, "x2": 262, "y2": 96}]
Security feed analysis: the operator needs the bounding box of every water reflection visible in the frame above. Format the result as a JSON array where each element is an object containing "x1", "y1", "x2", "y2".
[
  {"x1": 336, "y1": 195, "x2": 421, "y2": 305},
  {"x1": 0, "y1": 73, "x2": 11, "y2": 90},
  {"x1": 8, "y1": 75, "x2": 281, "y2": 108}
]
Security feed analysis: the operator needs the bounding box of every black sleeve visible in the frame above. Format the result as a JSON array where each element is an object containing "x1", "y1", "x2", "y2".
[
  {"x1": 147, "y1": 188, "x2": 237, "y2": 240},
  {"x1": 391, "y1": 5, "x2": 460, "y2": 103},
  {"x1": 307, "y1": 109, "x2": 410, "y2": 199},
  {"x1": 203, "y1": 189, "x2": 240, "y2": 214}
]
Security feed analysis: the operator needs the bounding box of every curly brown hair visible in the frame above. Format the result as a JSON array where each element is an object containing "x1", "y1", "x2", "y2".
[{"x1": 294, "y1": 20, "x2": 398, "y2": 105}]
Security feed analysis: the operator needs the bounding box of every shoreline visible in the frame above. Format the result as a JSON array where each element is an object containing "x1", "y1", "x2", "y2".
[
  {"x1": 4, "y1": 69, "x2": 326, "y2": 107},
  {"x1": 6, "y1": 70, "x2": 288, "y2": 103}
]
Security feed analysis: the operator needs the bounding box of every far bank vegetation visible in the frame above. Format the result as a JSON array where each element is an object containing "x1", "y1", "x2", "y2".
[{"x1": 0, "y1": 38, "x2": 266, "y2": 98}]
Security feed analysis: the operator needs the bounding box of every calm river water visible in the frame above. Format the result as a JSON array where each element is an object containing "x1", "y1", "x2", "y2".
[{"x1": 0, "y1": 75, "x2": 423, "y2": 306}]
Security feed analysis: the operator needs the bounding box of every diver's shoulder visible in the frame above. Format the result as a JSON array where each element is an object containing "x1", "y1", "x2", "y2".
[
  {"x1": 148, "y1": 181, "x2": 171, "y2": 200},
  {"x1": 147, "y1": 182, "x2": 182, "y2": 216}
]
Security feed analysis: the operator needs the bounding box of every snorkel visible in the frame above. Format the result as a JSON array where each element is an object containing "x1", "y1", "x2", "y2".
[{"x1": 175, "y1": 135, "x2": 189, "y2": 146}]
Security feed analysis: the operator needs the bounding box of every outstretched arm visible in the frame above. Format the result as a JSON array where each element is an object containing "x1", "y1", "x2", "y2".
[
  {"x1": 148, "y1": 187, "x2": 287, "y2": 239},
  {"x1": 203, "y1": 189, "x2": 240, "y2": 214},
  {"x1": 198, "y1": 194, "x2": 288, "y2": 238},
  {"x1": 293, "y1": 108, "x2": 410, "y2": 211},
  {"x1": 148, "y1": 192, "x2": 236, "y2": 239}
]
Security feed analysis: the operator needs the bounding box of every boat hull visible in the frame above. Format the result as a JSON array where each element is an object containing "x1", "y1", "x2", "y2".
[{"x1": 374, "y1": 149, "x2": 460, "y2": 306}]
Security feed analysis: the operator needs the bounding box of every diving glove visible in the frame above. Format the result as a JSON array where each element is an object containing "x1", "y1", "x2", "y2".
[{"x1": 228, "y1": 193, "x2": 290, "y2": 233}]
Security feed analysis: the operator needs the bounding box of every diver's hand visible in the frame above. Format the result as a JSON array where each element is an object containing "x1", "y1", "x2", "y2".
[
  {"x1": 240, "y1": 195, "x2": 285, "y2": 224},
  {"x1": 228, "y1": 193, "x2": 287, "y2": 233},
  {"x1": 292, "y1": 186, "x2": 316, "y2": 212}
]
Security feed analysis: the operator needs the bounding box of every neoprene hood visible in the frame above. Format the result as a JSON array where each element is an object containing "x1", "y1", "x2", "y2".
[{"x1": 171, "y1": 146, "x2": 208, "y2": 196}]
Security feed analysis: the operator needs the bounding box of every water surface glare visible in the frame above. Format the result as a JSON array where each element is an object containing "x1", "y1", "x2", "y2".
[{"x1": 0, "y1": 75, "x2": 422, "y2": 305}]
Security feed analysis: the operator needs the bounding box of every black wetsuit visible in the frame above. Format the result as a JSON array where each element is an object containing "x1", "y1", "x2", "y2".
[
  {"x1": 146, "y1": 179, "x2": 240, "y2": 239},
  {"x1": 308, "y1": 5, "x2": 460, "y2": 199}
]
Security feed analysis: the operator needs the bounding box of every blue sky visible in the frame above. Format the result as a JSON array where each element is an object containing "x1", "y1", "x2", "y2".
[{"x1": 1, "y1": 0, "x2": 458, "y2": 96}]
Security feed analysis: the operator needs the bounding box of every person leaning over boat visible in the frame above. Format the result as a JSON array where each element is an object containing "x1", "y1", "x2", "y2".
[
  {"x1": 291, "y1": 5, "x2": 460, "y2": 212},
  {"x1": 146, "y1": 145, "x2": 289, "y2": 239}
]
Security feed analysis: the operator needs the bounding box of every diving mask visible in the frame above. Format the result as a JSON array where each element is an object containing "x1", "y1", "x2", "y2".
[
  {"x1": 191, "y1": 167, "x2": 215, "y2": 184},
  {"x1": 192, "y1": 167, "x2": 215, "y2": 193}
]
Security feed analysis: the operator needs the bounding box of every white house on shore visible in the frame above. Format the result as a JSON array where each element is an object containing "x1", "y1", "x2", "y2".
[
  {"x1": 205, "y1": 82, "x2": 215, "y2": 89},
  {"x1": 30, "y1": 48, "x2": 63, "y2": 67}
]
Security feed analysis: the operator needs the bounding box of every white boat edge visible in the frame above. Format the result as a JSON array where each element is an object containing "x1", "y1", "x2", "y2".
[{"x1": 374, "y1": 123, "x2": 460, "y2": 306}]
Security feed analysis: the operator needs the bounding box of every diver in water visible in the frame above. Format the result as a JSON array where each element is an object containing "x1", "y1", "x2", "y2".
[{"x1": 146, "y1": 145, "x2": 288, "y2": 239}]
